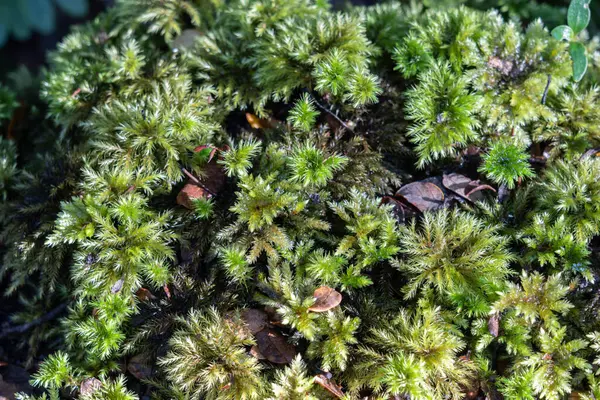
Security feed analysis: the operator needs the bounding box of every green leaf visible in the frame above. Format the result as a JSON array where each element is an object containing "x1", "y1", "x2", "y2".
[
  {"x1": 551, "y1": 25, "x2": 573, "y2": 41},
  {"x1": 0, "y1": 24, "x2": 6, "y2": 47},
  {"x1": 569, "y1": 42, "x2": 588, "y2": 82},
  {"x1": 26, "y1": 0, "x2": 55, "y2": 35},
  {"x1": 55, "y1": 0, "x2": 88, "y2": 17},
  {"x1": 568, "y1": 0, "x2": 591, "y2": 34}
]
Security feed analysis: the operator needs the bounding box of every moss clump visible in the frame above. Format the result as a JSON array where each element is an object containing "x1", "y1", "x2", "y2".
[{"x1": 3, "y1": 1, "x2": 600, "y2": 399}]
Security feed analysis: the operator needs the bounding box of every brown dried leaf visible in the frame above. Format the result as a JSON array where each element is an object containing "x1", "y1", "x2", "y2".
[
  {"x1": 308, "y1": 286, "x2": 342, "y2": 312},
  {"x1": 246, "y1": 113, "x2": 271, "y2": 129},
  {"x1": 488, "y1": 314, "x2": 499, "y2": 338},
  {"x1": 250, "y1": 345, "x2": 266, "y2": 360},
  {"x1": 396, "y1": 181, "x2": 444, "y2": 212},
  {"x1": 442, "y1": 173, "x2": 473, "y2": 199},
  {"x1": 314, "y1": 374, "x2": 345, "y2": 399},
  {"x1": 127, "y1": 354, "x2": 153, "y2": 381},
  {"x1": 242, "y1": 309, "x2": 269, "y2": 334},
  {"x1": 177, "y1": 183, "x2": 208, "y2": 209},
  {"x1": 465, "y1": 184, "x2": 496, "y2": 201},
  {"x1": 442, "y1": 173, "x2": 495, "y2": 203},
  {"x1": 381, "y1": 196, "x2": 418, "y2": 223},
  {"x1": 135, "y1": 288, "x2": 156, "y2": 302},
  {"x1": 80, "y1": 378, "x2": 102, "y2": 397},
  {"x1": 255, "y1": 329, "x2": 295, "y2": 364}
]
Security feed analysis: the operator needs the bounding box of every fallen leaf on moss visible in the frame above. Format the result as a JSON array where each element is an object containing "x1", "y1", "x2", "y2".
[
  {"x1": 396, "y1": 181, "x2": 444, "y2": 212},
  {"x1": 442, "y1": 173, "x2": 495, "y2": 202},
  {"x1": 308, "y1": 286, "x2": 342, "y2": 312},
  {"x1": 246, "y1": 113, "x2": 271, "y2": 129},
  {"x1": 255, "y1": 329, "x2": 295, "y2": 364},
  {"x1": 465, "y1": 183, "x2": 495, "y2": 200},
  {"x1": 314, "y1": 373, "x2": 344, "y2": 399},
  {"x1": 177, "y1": 183, "x2": 209, "y2": 209},
  {"x1": 250, "y1": 345, "x2": 266, "y2": 360},
  {"x1": 135, "y1": 288, "x2": 156, "y2": 302},
  {"x1": 242, "y1": 309, "x2": 269, "y2": 334},
  {"x1": 127, "y1": 354, "x2": 153, "y2": 380}
]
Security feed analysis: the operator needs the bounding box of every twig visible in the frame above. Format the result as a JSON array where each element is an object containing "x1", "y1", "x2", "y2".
[
  {"x1": 541, "y1": 74, "x2": 551, "y2": 105},
  {"x1": 303, "y1": 90, "x2": 353, "y2": 132},
  {"x1": 0, "y1": 303, "x2": 68, "y2": 339},
  {"x1": 181, "y1": 168, "x2": 216, "y2": 197}
]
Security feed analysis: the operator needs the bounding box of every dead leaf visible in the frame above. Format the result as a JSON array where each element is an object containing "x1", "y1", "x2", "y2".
[
  {"x1": 80, "y1": 378, "x2": 102, "y2": 397},
  {"x1": 255, "y1": 329, "x2": 295, "y2": 364},
  {"x1": 163, "y1": 284, "x2": 171, "y2": 299},
  {"x1": 177, "y1": 183, "x2": 209, "y2": 209},
  {"x1": 396, "y1": 182, "x2": 444, "y2": 212},
  {"x1": 465, "y1": 184, "x2": 496, "y2": 201},
  {"x1": 442, "y1": 173, "x2": 473, "y2": 200},
  {"x1": 250, "y1": 345, "x2": 266, "y2": 360},
  {"x1": 135, "y1": 288, "x2": 156, "y2": 302},
  {"x1": 314, "y1": 374, "x2": 345, "y2": 399},
  {"x1": 246, "y1": 113, "x2": 271, "y2": 129},
  {"x1": 127, "y1": 354, "x2": 153, "y2": 380},
  {"x1": 488, "y1": 315, "x2": 499, "y2": 338},
  {"x1": 242, "y1": 309, "x2": 269, "y2": 334},
  {"x1": 308, "y1": 286, "x2": 342, "y2": 312},
  {"x1": 381, "y1": 196, "x2": 418, "y2": 223},
  {"x1": 442, "y1": 173, "x2": 495, "y2": 203},
  {"x1": 201, "y1": 162, "x2": 227, "y2": 194}
]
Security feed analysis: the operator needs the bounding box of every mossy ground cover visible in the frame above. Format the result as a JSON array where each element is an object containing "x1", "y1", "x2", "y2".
[{"x1": 2, "y1": 0, "x2": 600, "y2": 399}]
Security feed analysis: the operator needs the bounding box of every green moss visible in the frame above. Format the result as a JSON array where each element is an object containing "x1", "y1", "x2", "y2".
[{"x1": 3, "y1": 1, "x2": 600, "y2": 399}]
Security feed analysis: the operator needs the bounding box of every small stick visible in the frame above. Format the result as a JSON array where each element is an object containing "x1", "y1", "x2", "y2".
[
  {"x1": 181, "y1": 168, "x2": 216, "y2": 197},
  {"x1": 0, "y1": 303, "x2": 68, "y2": 338},
  {"x1": 541, "y1": 74, "x2": 551, "y2": 105},
  {"x1": 309, "y1": 94, "x2": 353, "y2": 132}
]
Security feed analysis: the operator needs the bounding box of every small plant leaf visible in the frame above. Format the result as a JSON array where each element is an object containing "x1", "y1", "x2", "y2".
[
  {"x1": 569, "y1": 42, "x2": 588, "y2": 82},
  {"x1": 396, "y1": 181, "x2": 444, "y2": 212},
  {"x1": 568, "y1": 0, "x2": 591, "y2": 34},
  {"x1": 308, "y1": 286, "x2": 342, "y2": 312},
  {"x1": 26, "y1": 0, "x2": 55, "y2": 35},
  {"x1": 551, "y1": 25, "x2": 573, "y2": 41},
  {"x1": 255, "y1": 329, "x2": 295, "y2": 364},
  {"x1": 55, "y1": 0, "x2": 88, "y2": 17}
]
